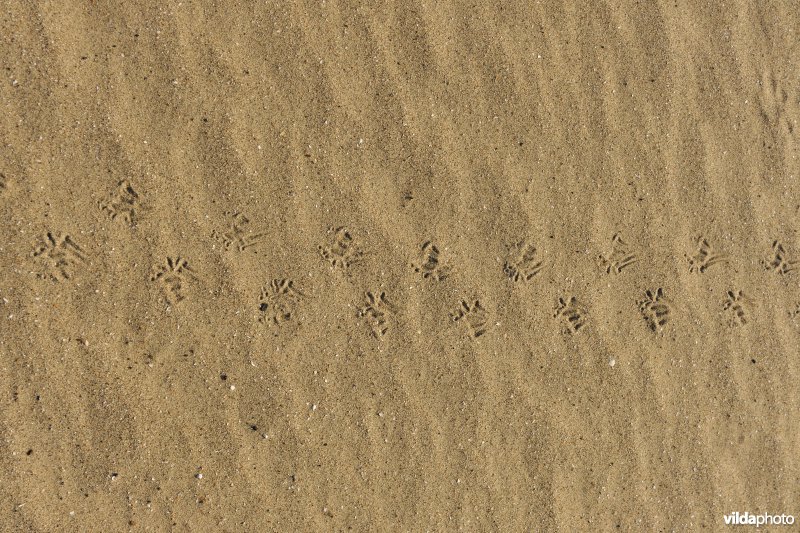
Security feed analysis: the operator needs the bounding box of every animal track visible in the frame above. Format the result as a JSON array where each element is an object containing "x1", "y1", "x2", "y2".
[
  {"x1": 150, "y1": 257, "x2": 197, "y2": 305},
  {"x1": 32, "y1": 232, "x2": 87, "y2": 282},
  {"x1": 319, "y1": 226, "x2": 362, "y2": 269},
  {"x1": 450, "y1": 299, "x2": 489, "y2": 338},
  {"x1": 357, "y1": 291, "x2": 396, "y2": 339},
  {"x1": 212, "y1": 212, "x2": 266, "y2": 252},
  {"x1": 553, "y1": 296, "x2": 587, "y2": 335},
  {"x1": 636, "y1": 288, "x2": 671, "y2": 333},
  {"x1": 761, "y1": 240, "x2": 796, "y2": 275},
  {"x1": 503, "y1": 240, "x2": 544, "y2": 282},
  {"x1": 100, "y1": 180, "x2": 139, "y2": 225},
  {"x1": 686, "y1": 237, "x2": 727, "y2": 273},
  {"x1": 413, "y1": 241, "x2": 451, "y2": 281},
  {"x1": 258, "y1": 279, "x2": 303, "y2": 326},
  {"x1": 759, "y1": 72, "x2": 797, "y2": 140},
  {"x1": 0, "y1": 172, "x2": 7, "y2": 195},
  {"x1": 723, "y1": 290, "x2": 750, "y2": 327},
  {"x1": 598, "y1": 233, "x2": 638, "y2": 274}
]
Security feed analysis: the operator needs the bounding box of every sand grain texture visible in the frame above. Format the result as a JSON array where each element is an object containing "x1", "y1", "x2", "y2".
[{"x1": 1, "y1": 1, "x2": 798, "y2": 531}]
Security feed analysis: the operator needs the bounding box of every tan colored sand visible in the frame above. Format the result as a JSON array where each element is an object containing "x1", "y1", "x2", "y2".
[{"x1": 1, "y1": 1, "x2": 798, "y2": 531}]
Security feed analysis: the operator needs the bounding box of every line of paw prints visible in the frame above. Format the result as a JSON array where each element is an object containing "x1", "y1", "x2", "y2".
[
  {"x1": 92, "y1": 179, "x2": 799, "y2": 283},
  {"x1": 31, "y1": 194, "x2": 799, "y2": 335},
  {"x1": 555, "y1": 288, "x2": 744, "y2": 337},
  {"x1": 597, "y1": 234, "x2": 793, "y2": 277},
  {"x1": 252, "y1": 284, "x2": 401, "y2": 340},
  {"x1": 550, "y1": 286, "x2": 754, "y2": 338},
  {"x1": 598, "y1": 234, "x2": 794, "y2": 277},
  {"x1": 634, "y1": 287, "x2": 755, "y2": 334},
  {"x1": 28, "y1": 227, "x2": 204, "y2": 311}
]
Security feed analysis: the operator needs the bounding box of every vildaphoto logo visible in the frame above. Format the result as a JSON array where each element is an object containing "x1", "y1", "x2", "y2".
[{"x1": 724, "y1": 512, "x2": 795, "y2": 527}]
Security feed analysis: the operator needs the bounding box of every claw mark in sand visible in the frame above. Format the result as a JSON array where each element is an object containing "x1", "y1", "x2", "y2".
[
  {"x1": 357, "y1": 291, "x2": 396, "y2": 339},
  {"x1": 598, "y1": 233, "x2": 638, "y2": 274},
  {"x1": 450, "y1": 299, "x2": 489, "y2": 338},
  {"x1": 32, "y1": 232, "x2": 87, "y2": 282}
]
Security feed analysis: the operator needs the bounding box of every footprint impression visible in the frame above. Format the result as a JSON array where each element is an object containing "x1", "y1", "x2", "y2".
[
  {"x1": 761, "y1": 240, "x2": 796, "y2": 275},
  {"x1": 258, "y1": 279, "x2": 303, "y2": 326},
  {"x1": 504, "y1": 240, "x2": 544, "y2": 282},
  {"x1": 598, "y1": 233, "x2": 638, "y2": 275},
  {"x1": 319, "y1": 227, "x2": 363, "y2": 269},
  {"x1": 150, "y1": 257, "x2": 198, "y2": 305},
  {"x1": 213, "y1": 212, "x2": 266, "y2": 252},
  {"x1": 32, "y1": 232, "x2": 87, "y2": 282},
  {"x1": 553, "y1": 296, "x2": 588, "y2": 335},
  {"x1": 636, "y1": 288, "x2": 671, "y2": 333},
  {"x1": 686, "y1": 237, "x2": 727, "y2": 274},
  {"x1": 100, "y1": 180, "x2": 140, "y2": 226},
  {"x1": 413, "y1": 241, "x2": 451, "y2": 281},
  {"x1": 357, "y1": 291, "x2": 396, "y2": 339},
  {"x1": 723, "y1": 290, "x2": 751, "y2": 327},
  {"x1": 450, "y1": 299, "x2": 489, "y2": 338}
]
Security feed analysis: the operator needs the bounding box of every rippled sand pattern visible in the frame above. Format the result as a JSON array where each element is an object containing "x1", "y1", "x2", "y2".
[{"x1": 1, "y1": 2, "x2": 798, "y2": 531}]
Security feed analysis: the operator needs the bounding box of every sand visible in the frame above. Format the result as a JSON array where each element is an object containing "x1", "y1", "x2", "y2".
[{"x1": 1, "y1": 1, "x2": 798, "y2": 531}]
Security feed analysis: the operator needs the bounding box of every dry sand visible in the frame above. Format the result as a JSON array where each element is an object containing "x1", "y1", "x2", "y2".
[{"x1": 1, "y1": 1, "x2": 799, "y2": 531}]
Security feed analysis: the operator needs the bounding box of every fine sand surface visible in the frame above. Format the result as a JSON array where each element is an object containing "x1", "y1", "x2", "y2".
[{"x1": 1, "y1": 2, "x2": 798, "y2": 531}]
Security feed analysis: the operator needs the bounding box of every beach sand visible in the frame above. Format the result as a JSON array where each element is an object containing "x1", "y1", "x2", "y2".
[{"x1": 1, "y1": 1, "x2": 798, "y2": 531}]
